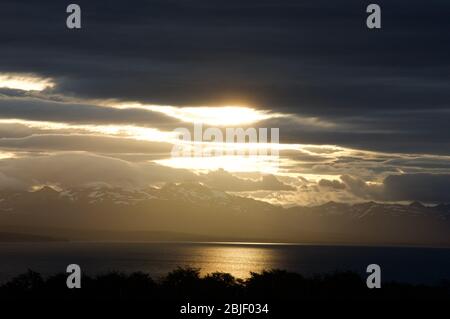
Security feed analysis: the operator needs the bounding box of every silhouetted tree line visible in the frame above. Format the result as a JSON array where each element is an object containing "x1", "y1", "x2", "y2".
[{"x1": 0, "y1": 267, "x2": 449, "y2": 300}]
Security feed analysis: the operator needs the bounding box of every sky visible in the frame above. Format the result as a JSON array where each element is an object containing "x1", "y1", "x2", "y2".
[{"x1": 0, "y1": 0, "x2": 449, "y2": 206}]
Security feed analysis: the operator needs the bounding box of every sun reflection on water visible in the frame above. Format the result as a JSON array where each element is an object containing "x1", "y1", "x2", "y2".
[{"x1": 183, "y1": 244, "x2": 277, "y2": 279}]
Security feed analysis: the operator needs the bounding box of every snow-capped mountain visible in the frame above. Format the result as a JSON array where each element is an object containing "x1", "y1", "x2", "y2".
[{"x1": 0, "y1": 184, "x2": 449, "y2": 246}]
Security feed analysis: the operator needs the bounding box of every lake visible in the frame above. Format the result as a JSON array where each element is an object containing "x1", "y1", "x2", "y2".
[{"x1": 0, "y1": 242, "x2": 449, "y2": 284}]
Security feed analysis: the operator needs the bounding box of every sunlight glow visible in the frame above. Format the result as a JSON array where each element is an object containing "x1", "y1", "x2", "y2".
[
  {"x1": 114, "y1": 103, "x2": 282, "y2": 126},
  {"x1": 193, "y1": 245, "x2": 274, "y2": 278},
  {"x1": 0, "y1": 74, "x2": 55, "y2": 91},
  {"x1": 151, "y1": 106, "x2": 274, "y2": 126},
  {"x1": 156, "y1": 155, "x2": 281, "y2": 174},
  {"x1": 0, "y1": 119, "x2": 176, "y2": 142},
  {"x1": 0, "y1": 151, "x2": 16, "y2": 160},
  {"x1": 0, "y1": 118, "x2": 373, "y2": 178}
]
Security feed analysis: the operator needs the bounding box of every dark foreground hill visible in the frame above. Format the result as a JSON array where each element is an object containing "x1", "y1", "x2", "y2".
[
  {"x1": 0, "y1": 232, "x2": 65, "y2": 242},
  {"x1": 1, "y1": 267, "x2": 449, "y2": 301}
]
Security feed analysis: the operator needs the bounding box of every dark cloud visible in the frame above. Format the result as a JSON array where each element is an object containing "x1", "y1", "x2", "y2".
[
  {"x1": 0, "y1": 95, "x2": 179, "y2": 128},
  {"x1": 0, "y1": 134, "x2": 173, "y2": 156},
  {"x1": 382, "y1": 173, "x2": 450, "y2": 203},
  {"x1": 0, "y1": 1, "x2": 449, "y2": 153},
  {"x1": 340, "y1": 174, "x2": 380, "y2": 199},
  {"x1": 0, "y1": 152, "x2": 296, "y2": 192},
  {"x1": 384, "y1": 157, "x2": 450, "y2": 170},
  {"x1": 262, "y1": 114, "x2": 450, "y2": 155},
  {"x1": 318, "y1": 179, "x2": 346, "y2": 190},
  {"x1": 0, "y1": 152, "x2": 197, "y2": 189},
  {"x1": 340, "y1": 173, "x2": 450, "y2": 203}
]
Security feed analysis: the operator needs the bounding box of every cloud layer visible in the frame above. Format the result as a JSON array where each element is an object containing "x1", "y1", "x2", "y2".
[
  {"x1": 1, "y1": 0, "x2": 449, "y2": 153},
  {"x1": 0, "y1": 1, "x2": 449, "y2": 206}
]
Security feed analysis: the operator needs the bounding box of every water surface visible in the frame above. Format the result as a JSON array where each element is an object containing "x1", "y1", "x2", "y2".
[{"x1": 0, "y1": 242, "x2": 449, "y2": 284}]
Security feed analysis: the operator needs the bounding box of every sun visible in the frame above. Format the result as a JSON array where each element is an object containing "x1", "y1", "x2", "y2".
[
  {"x1": 112, "y1": 103, "x2": 282, "y2": 126},
  {"x1": 162, "y1": 106, "x2": 272, "y2": 126}
]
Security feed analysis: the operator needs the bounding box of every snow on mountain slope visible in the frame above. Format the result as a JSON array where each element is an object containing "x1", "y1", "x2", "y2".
[{"x1": 0, "y1": 183, "x2": 448, "y2": 246}]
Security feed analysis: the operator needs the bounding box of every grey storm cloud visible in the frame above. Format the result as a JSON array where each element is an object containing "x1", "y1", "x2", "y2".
[
  {"x1": 337, "y1": 173, "x2": 450, "y2": 203},
  {"x1": 382, "y1": 173, "x2": 450, "y2": 203},
  {"x1": 0, "y1": 152, "x2": 198, "y2": 189},
  {"x1": 0, "y1": 134, "x2": 174, "y2": 156},
  {"x1": 0, "y1": 0, "x2": 449, "y2": 154},
  {"x1": 0, "y1": 152, "x2": 296, "y2": 192},
  {"x1": 318, "y1": 179, "x2": 346, "y2": 190},
  {"x1": 0, "y1": 95, "x2": 180, "y2": 128}
]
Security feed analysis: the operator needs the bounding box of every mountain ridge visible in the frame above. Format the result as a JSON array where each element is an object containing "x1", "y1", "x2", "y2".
[{"x1": 0, "y1": 183, "x2": 448, "y2": 247}]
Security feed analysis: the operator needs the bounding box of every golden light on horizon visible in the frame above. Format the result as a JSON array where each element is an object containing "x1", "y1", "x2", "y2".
[
  {"x1": 188, "y1": 244, "x2": 275, "y2": 279},
  {"x1": 0, "y1": 73, "x2": 55, "y2": 91}
]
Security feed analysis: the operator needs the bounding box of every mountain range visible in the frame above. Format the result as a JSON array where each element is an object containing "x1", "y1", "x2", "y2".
[{"x1": 0, "y1": 183, "x2": 449, "y2": 246}]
